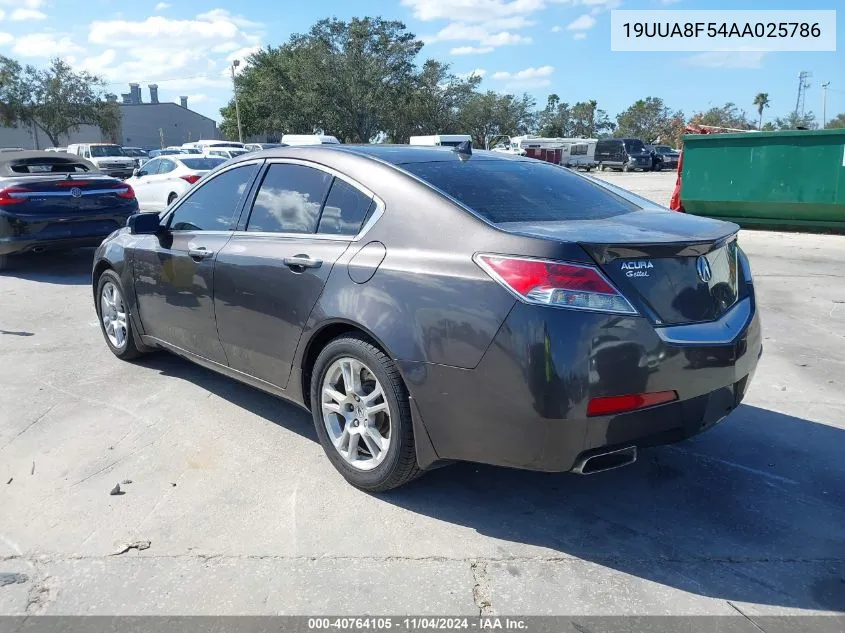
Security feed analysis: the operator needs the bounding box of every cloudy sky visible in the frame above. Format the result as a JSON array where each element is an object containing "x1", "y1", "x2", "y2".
[{"x1": 0, "y1": 0, "x2": 841, "y2": 124}]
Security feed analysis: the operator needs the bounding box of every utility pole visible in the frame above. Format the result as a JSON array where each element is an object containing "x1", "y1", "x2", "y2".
[
  {"x1": 794, "y1": 70, "x2": 812, "y2": 117},
  {"x1": 231, "y1": 59, "x2": 244, "y2": 144},
  {"x1": 822, "y1": 82, "x2": 830, "y2": 128}
]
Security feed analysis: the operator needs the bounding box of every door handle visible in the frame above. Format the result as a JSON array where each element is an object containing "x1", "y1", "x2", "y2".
[
  {"x1": 283, "y1": 255, "x2": 322, "y2": 270},
  {"x1": 188, "y1": 247, "x2": 215, "y2": 260}
]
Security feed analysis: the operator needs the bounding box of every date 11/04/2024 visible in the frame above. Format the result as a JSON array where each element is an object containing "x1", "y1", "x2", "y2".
[
  {"x1": 307, "y1": 617, "x2": 528, "y2": 630},
  {"x1": 623, "y1": 22, "x2": 821, "y2": 39}
]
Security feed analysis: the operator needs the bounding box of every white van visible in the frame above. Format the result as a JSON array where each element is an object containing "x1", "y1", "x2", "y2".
[
  {"x1": 409, "y1": 134, "x2": 472, "y2": 147},
  {"x1": 281, "y1": 134, "x2": 341, "y2": 146},
  {"x1": 66, "y1": 143, "x2": 136, "y2": 179}
]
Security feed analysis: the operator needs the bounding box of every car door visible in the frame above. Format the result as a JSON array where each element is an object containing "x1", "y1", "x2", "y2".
[
  {"x1": 130, "y1": 158, "x2": 162, "y2": 211},
  {"x1": 213, "y1": 161, "x2": 377, "y2": 389},
  {"x1": 150, "y1": 158, "x2": 179, "y2": 208},
  {"x1": 132, "y1": 161, "x2": 261, "y2": 364}
]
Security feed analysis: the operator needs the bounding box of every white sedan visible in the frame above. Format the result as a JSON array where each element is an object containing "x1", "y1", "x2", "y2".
[
  {"x1": 204, "y1": 147, "x2": 252, "y2": 160},
  {"x1": 126, "y1": 155, "x2": 227, "y2": 212}
]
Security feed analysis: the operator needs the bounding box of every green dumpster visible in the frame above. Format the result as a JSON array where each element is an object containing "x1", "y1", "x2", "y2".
[{"x1": 680, "y1": 128, "x2": 845, "y2": 230}]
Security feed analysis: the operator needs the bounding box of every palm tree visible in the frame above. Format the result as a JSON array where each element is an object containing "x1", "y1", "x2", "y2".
[{"x1": 753, "y1": 93, "x2": 771, "y2": 130}]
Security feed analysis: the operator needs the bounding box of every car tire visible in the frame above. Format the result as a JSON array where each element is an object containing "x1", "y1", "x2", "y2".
[
  {"x1": 310, "y1": 335, "x2": 421, "y2": 492},
  {"x1": 96, "y1": 269, "x2": 143, "y2": 360}
]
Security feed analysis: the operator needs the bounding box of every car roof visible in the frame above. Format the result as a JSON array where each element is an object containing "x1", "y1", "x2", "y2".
[{"x1": 228, "y1": 144, "x2": 528, "y2": 167}]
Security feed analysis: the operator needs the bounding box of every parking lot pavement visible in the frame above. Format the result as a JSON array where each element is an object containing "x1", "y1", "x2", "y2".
[{"x1": 1, "y1": 174, "x2": 844, "y2": 617}]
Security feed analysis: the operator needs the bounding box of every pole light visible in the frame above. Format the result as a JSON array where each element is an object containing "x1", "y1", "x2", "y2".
[{"x1": 231, "y1": 59, "x2": 244, "y2": 144}]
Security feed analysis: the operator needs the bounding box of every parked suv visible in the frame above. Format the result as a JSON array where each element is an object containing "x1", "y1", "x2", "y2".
[
  {"x1": 66, "y1": 144, "x2": 136, "y2": 179},
  {"x1": 595, "y1": 138, "x2": 655, "y2": 172},
  {"x1": 650, "y1": 145, "x2": 680, "y2": 169}
]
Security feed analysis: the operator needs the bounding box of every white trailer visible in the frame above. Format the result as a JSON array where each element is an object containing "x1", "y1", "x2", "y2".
[
  {"x1": 409, "y1": 134, "x2": 472, "y2": 147},
  {"x1": 564, "y1": 139, "x2": 598, "y2": 171},
  {"x1": 282, "y1": 134, "x2": 341, "y2": 146}
]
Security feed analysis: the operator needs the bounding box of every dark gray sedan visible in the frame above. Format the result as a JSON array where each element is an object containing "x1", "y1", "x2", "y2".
[{"x1": 92, "y1": 145, "x2": 761, "y2": 491}]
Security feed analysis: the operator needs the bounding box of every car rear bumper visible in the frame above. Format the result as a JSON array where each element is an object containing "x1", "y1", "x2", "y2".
[
  {"x1": 0, "y1": 209, "x2": 134, "y2": 256},
  {"x1": 400, "y1": 297, "x2": 761, "y2": 472}
]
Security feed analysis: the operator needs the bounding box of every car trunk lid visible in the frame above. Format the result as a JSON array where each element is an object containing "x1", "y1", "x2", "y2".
[
  {"x1": 2, "y1": 175, "x2": 135, "y2": 213},
  {"x1": 498, "y1": 211, "x2": 741, "y2": 326}
]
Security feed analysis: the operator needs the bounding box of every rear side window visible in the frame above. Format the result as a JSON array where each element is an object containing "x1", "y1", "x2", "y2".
[
  {"x1": 403, "y1": 159, "x2": 640, "y2": 223},
  {"x1": 246, "y1": 164, "x2": 332, "y2": 234},
  {"x1": 317, "y1": 179, "x2": 374, "y2": 236},
  {"x1": 169, "y1": 164, "x2": 258, "y2": 231}
]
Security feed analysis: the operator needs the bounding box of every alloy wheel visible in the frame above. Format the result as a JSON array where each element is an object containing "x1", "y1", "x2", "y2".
[
  {"x1": 100, "y1": 281, "x2": 128, "y2": 350},
  {"x1": 321, "y1": 357, "x2": 391, "y2": 471}
]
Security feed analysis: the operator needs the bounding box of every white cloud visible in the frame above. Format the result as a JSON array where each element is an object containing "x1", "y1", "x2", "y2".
[
  {"x1": 425, "y1": 21, "x2": 532, "y2": 47},
  {"x1": 0, "y1": 31, "x2": 12, "y2": 45},
  {"x1": 402, "y1": 0, "x2": 545, "y2": 23},
  {"x1": 566, "y1": 14, "x2": 596, "y2": 30},
  {"x1": 13, "y1": 33, "x2": 83, "y2": 57},
  {"x1": 450, "y1": 45, "x2": 494, "y2": 54},
  {"x1": 187, "y1": 93, "x2": 210, "y2": 104},
  {"x1": 492, "y1": 64, "x2": 554, "y2": 87},
  {"x1": 212, "y1": 41, "x2": 240, "y2": 53},
  {"x1": 89, "y1": 15, "x2": 240, "y2": 47},
  {"x1": 195, "y1": 8, "x2": 261, "y2": 29},
  {"x1": 574, "y1": 32, "x2": 587, "y2": 39},
  {"x1": 492, "y1": 65, "x2": 554, "y2": 80},
  {"x1": 456, "y1": 68, "x2": 487, "y2": 78},
  {"x1": 551, "y1": 25, "x2": 562, "y2": 32},
  {"x1": 682, "y1": 51, "x2": 766, "y2": 69},
  {"x1": 0, "y1": 0, "x2": 44, "y2": 6},
  {"x1": 78, "y1": 49, "x2": 117, "y2": 73},
  {"x1": 10, "y1": 8, "x2": 46, "y2": 20},
  {"x1": 155, "y1": 2, "x2": 171, "y2": 10},
  {"x1": 0, "y1": 9, "x2": 5, "y2": 21}
]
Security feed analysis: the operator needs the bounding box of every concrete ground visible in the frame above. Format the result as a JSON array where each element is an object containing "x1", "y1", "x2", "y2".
[{"x1": 1, "y1": 171, "x2": 844, "y2": 618}]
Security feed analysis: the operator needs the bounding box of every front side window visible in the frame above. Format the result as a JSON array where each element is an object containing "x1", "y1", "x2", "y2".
[
  {"x1": 317, "y1": 178, "x2": 374, "y2": 236},
  {"x1": 158, "y1": 159, "x2": 177, "y2": 174},
  {"x1": 246, "y1": 164, "x2": 332, "y2": 234},
  {"x1": 140, "y1": 159, "x2": 161, "y2": 176},
  {"x1": 169, "y1": 164, "x2": 258, "y2": 232}
]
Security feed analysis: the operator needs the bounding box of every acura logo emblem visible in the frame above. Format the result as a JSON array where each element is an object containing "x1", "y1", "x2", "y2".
[
  {"x1": 696, "y1": 256, "x2": 712, "y2": 283},
  {"x1": 70, "y1": 187, "x2": 82, "y2": 198}
]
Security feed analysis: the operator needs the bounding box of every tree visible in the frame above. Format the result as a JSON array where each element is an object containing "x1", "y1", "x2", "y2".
[
  {"x1": 220, "y1": 17, "x2": 423, "y2": 143},
  {"x1": 538, "y1": 94, "x2": 572, "y2": 137},
  {"x1": 752, "y1": 93, "x2": 770, "y2": 130},
  {"x1": 773, "y1": 111, "x2": 818, "y2": 130},
  {"x1": 386, "y1": 59, "x2": 481, "y2": 142},
  {"x1": 689, "y1": 102, "x2": 755, "y2": 130},
  {"x1": 458, "y1": 90, "x2": 536, "y2": 148},
  {"x1": 0, "y1": 56, "x2": 119, "y2": 147},
  {"x1": 615, "y1": 97, "x2": 684, "y2": 145},
  {"x1": 826, "y1": 113, "x2": 845, "y2": 129},
  {"x1": 570, "y1": 100, "x2": 613, "y2": 138}
]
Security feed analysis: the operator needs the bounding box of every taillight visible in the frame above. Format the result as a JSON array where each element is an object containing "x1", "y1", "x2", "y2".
[
  {"x1": 115, "y1": 184, "x2": 135, "y2": 200},
  {"x1": 475, "y1": 254, "x2": 637, "y2": 315},
  {"x1": 587, "y1": 391, "x2": 678, "y2": 417},
  {"x1": 0, "y1": 186, "x2": 29, "y2": 205},
  {"x1": 180, "y1": 174, "x2": 200, "y2": 184}
]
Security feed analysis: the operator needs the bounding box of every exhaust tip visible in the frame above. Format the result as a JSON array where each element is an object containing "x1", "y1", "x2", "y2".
[{"x1": 572, "y1": 446, "x2": 637, "y2": 475}]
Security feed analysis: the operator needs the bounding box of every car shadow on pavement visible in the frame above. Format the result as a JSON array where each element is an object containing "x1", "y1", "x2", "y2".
[
  {"x1": 1, "y1": 248, "x2": 94, "y2": 285},
  {"x1": 136, "y1": 352, "x2": 317, "y2": 442},
  {"x1": 381, "y1": 404, "x2": 845, "y2": 612}
]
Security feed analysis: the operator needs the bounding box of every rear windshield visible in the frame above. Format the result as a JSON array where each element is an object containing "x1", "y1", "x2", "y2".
[
  {"x1": 403, "y1": 159, "x2": 640, "y2": 223},
  {"x1": 624, "y1": 139, "x2": 646, "y2": 153},
  {"x1": 10, "y1": 161, "x2": 92, "y2": 174},
  {"x1": 180, "y1": 157, "x2": 226, "y2": 170}
]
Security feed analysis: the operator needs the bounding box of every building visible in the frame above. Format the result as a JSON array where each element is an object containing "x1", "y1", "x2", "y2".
[{"x1": 0, "y1": 84, "x2": 219, "y2": 150}]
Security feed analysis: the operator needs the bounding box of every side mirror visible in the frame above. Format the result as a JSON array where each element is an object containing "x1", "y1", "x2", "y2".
[{"x1": 128, "y1": 212, "x2": 162, "y2": 235}]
